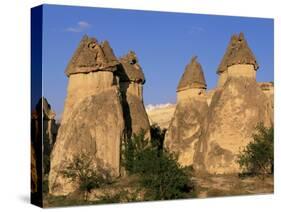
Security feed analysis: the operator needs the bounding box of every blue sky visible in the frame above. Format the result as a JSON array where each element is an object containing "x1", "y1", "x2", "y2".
[{"x1": 41, "y1": 4, "x2": 274, "y2": 118}]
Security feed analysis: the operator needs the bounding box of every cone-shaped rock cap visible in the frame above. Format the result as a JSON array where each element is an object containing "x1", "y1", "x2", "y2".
[
  {"x1": 177, "y1": 56, "x2": 207, "y2": 91},
  {"x1": 117, "y1": 51, "x2": 145, "y2": 84},
  {"x1": 35, "y1": 97, "x2": 56, "y2": 120},
  {"x1": 65, "y1": 35, "x2": 119, "y2": 77},
  {"x1": 217, "y1": 32, "x2": 259, "y2": 74}
]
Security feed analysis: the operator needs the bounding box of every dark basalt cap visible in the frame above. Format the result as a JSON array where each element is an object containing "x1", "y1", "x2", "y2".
[
  {"x1": 177, "y1": 56, "x2": 207, "y2": 91},
  {"x1": 117, "y1": 51, "x2": 145, "y2": 84},
  {"x1": 65, "y1": 35, "x2": 119, "y2": 77},
  {"x1": 217, "y1": 32, "x2": 259, "y2": 74}
]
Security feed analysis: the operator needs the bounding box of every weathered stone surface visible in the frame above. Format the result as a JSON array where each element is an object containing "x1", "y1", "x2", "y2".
[
  {"x1": 165, "y1": 57, "x2": 208, "y2": 167},
  {"x1": 31, "y1": 108, "x2": 41, "y2": 196},
  {"x1": 217, "y1": 32, "x2": 259, "y2": 74},
  {"x1": 118, "y1": 51, "x2": 150, "y2": 139},
  {"x1": 118, "y1": 51, "x2": 145, "y2": 84},
  {"x1": 32, "y1": 98, "x2": 58, "y2": 178},
  {"x1": 259, "y1": 82, "x2": 274, "y2": 102},
  {"x1": 49, "y1": 36, "x2": 125, "y2": 196},
  {"x1": 62, "y1": 37, "x2": 120, "y2": 123},
  {"x1": 31, "y1": 143, "x2": 38, "y2": 193},
  {"x1": 65, "y1": 36, "x2": 119, "y2": 76},
  {"x1": 206, "y1": 89, "x2": 216, "y2": 106},
  {"x1": 123, "y1": 93, "x2": 151, "y2": 138},
  {"x1": 177, "y1": 56, "x2": 206, "y2": 91},
  {"x1": 165, "y1": 98, "x2": 208, "y2": 167},
  {"x1": 40, "y1": 97, "x2": 58, "y2": 146},
  {"x1": 194, "y1": 77, "x2": 273, "y2": 174},
  {"x1": 146, "y1": 104, "x2": 176, "y2": 129},
  {"x1": 49, "y1": 88, "x2": 124, "y2": 195},
  {"x1": 61, "y1": 71, "x2": 117, "y2": 123},
  {"x1": 259, "y1": 82, "x2": 274, "y2": 124},
  {"x1": 193, "y1": 33, "x2": 273, "y2": 174},
  {"x1": 217, "y1": 33, "x2": 259, "y2": 87}
]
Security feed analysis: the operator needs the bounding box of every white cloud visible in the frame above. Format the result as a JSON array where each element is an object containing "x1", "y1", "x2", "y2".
[
  {"x1": 145, "y1": 103, "x2": 174, "y2": 112},
  {"x1": 65, "y1": 21, "x2": 91, "y2": 33},
  {"x1": 188, "y1": 26, "x2": 205, "y2": 35},
  {"x1": 78, "y1": 21, "x2": 91, "y2": 28}
]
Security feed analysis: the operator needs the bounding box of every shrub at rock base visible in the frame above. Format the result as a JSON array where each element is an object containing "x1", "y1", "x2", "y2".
[
  {"x1": 237, "y1": 123, "x2": 274, "y2": 178},
  {"x1": 61, "y1": 152, "x2": 112, "y2": 201},
  {"x1": 122, "y1": 127, "x2": 194, "y2": 200}
]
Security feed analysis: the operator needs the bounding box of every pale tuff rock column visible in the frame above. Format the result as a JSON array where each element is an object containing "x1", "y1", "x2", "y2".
[
  {"x1": 49, "y1": 36, "x2": 125, "y2": 196},
  {"x1": 31, "y1": 97, "x2": 58, "y2": 195},
  {"x1": 194, "y1": 33, "x2": 273, "y2": 174},
  {"x1": 61, "y1": 36, "x2": 119, "y2": 123},
  {"x1": 117, "y1": 51, "x2": 151, "y2": 140},
  {"x1": 164, "y1": 56, "x2": 208, "y2": 167},
  {"x1": 41, "y1": 97, "x2": 57, "y2": 146},
  {"x1": 258, "y1": 82, "x2": 274, "y2": 126},
  {"x1": 216, "y1": 33, "x2": 258, "y2": 87}
]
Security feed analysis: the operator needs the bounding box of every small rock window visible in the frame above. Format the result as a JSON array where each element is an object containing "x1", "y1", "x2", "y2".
[
  {"x1": 130, "y1": 59, "x2": 137, "y2": 65},
  {"x1": 88, "y1": 42, "x2": 96, "y2": 49}
]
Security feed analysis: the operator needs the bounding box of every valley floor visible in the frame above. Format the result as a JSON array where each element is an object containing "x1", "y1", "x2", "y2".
[
  {"x1": 195, "y1": 174, "x2": 273, "y2": 198},
  {"x1": 43, "y1": 174, "x2": 273, "y2": 208}
]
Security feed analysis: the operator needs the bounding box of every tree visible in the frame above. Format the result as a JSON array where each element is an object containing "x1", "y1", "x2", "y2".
[
  {"x1": 122, "y1": 127, "x2": 194, "y2": 200},
  {"x1": 150, "y1": 124, "x2": 166, "y2": 150},
  {"x1": 237, "y1": 123, "x2": 274, "y2": 177},
  {"x1": 61, "y1": 152, "x2": 112, "y2": 201}
]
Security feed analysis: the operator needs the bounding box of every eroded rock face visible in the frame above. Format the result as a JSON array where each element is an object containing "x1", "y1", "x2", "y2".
[
  {"x1": 41, "y1": 98, "x2": 58, "y2": 147},
  {"x1": 122, "y1": 91, "x2": 151, "y2": 138},
  {"x1": 193, "y1": 33, "x2": 273, "y2": 174},
  {"x1": 62, "y1": 71, "x2": 117, "y2": 123},
  {"x1": 31, "y1": 143, "x2": 38, "y2": 193},
  {"x1": 194, "y1": 77, "x2": 273, "y2": 174},
  {"x1": 165, "y1": 97, "x2": 208, "y2": 167},
  {"x1": 49, "y1": 36, "x2": 125, "y2": 196},
  {"x1": 217, "y1": 33, "x2": 259, "y2": 87},
  {"x1": 259, "y1": 82, "x2": 274, "y2": 122},
  {"x1": 62, "y1": 36, "x2": 119, "y2": 123},
  {"x1": 217, "y1": 32, "x2": 259, "y2": 75},
  {"x1": 65, "y1": 36, "x2": 119, "y2": 77},
  {"x1": 164, "y1": 57, "x2": 208, "y2": 167},
  {"x1": 118, "y1": 51, "x2": 150, "y2": 139},
  {"x1": 49, "y1": 88, "x2": 124, "y2": 195},
  {"x1": 177, "y1": 56, "x2": 207, "y2": 91},
  {"x1": 146, "y1": 104, "x2": 176, "y2": 129}
]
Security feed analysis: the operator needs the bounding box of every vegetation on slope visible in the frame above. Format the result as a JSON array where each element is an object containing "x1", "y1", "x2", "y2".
[
  {"x1": 237, "y1": 123, "x2": 274, "y2": 178},
  {"x1": 122, "y1": 125, "x2": 195, "y2": 200}
]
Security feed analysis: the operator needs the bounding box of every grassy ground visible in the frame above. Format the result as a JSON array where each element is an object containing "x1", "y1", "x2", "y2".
[
  {"x1": 194, "y1": 174, "x2": 273, "y2": 198},
  {"x1": 43, "y1": 175, "x2": 144, "y2": 207},
  {"x1": 43, "y1": 174, "x2": 273, "y2": 207}
]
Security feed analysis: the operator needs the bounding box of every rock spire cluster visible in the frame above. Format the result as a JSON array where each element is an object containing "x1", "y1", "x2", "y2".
[
  {"x1": 47, "y1": 33, "x2": 273, "y2": 196},
  {"x1": 49, "y1": 36, "x2": 150, "y2": 195},
  {"x1": 166, "y1": 33, "x2": 273, "y2": 174}
]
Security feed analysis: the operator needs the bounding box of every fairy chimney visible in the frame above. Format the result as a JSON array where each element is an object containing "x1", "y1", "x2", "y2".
[
  {"x1": 41, "y1": 97, "x2": 57, "y2": 146},
  {"x1": 217, "y1": 32, "x2": 259, "y2": 87},
  {"x1": 61, "y1": 35, "x2": 120, "y2": 123},
  {"x1": 118, "y1": 51, "x2": 145, "y2": 98},
  {"x1": 117, "y1": 51, "x2": 150, "y2": 139},
  {"x1": 49, "y1": 36, "x2": 125, "y2": 196},
  {"x1": 194, "y1": 33, "x2": 272, "y2": 174},
  {"x1": 165, "y1": 57, "x2": 208, "y2": 167},
  {"x1": 177, "y1": 56, "x2": 207, "y2": 101}
]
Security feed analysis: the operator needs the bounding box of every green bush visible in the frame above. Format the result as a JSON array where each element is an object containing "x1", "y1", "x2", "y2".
[
  {"x1": 61, "y1": 152, "x2": 112, "y2": 201},
  {"x1": 122, "y1": 127, "x2": 194, "y2": 200},
  {"x1": 122, "y1": 130, "x2": 150, "y2": 173},
  {"x1": 237, "y1": 123, "x2": 274, "y2": 177},
  {"x1": 150, "y1": 124, "x2": 167, "y2": 150}
]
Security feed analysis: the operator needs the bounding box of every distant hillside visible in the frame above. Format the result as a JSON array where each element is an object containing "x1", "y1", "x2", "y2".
[{"x1": 146, "y1": 103, "x2": 176, "y2": 129}]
